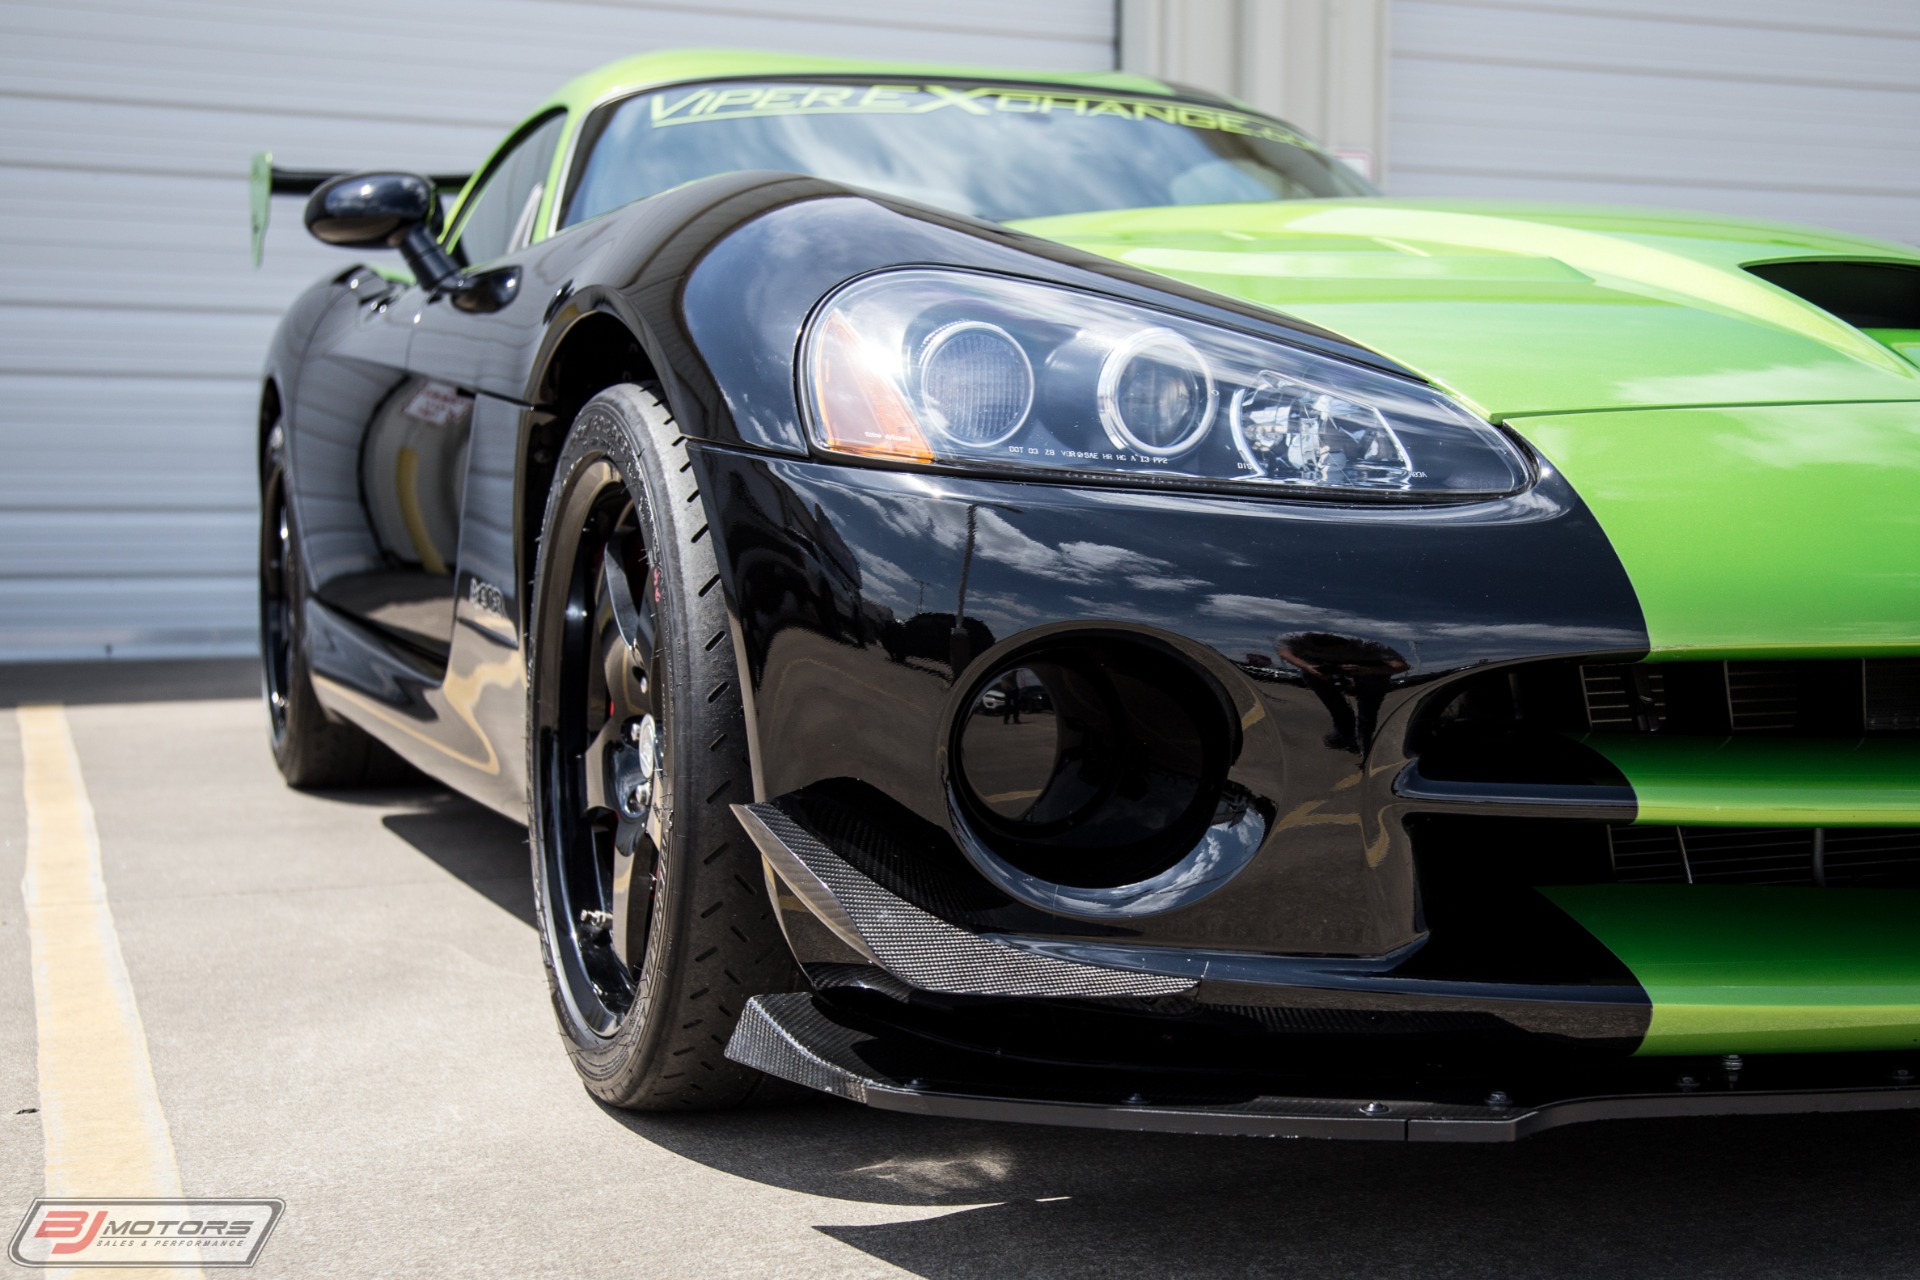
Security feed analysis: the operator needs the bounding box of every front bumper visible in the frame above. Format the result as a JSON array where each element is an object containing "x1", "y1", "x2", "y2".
[
  {"x1": 727, "y1": 992, "x2": 1920, "y2": 1142},
  {"x1": 695, "y1": 441, "x2": 1644, "y2": 951},
  {"x1": 694, "y1": 441, "x2": 1920, "y2": 1128}
]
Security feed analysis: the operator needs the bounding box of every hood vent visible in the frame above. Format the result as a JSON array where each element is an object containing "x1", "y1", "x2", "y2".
[{"x1": 1745, "y1": 259, "x2": 1920, "y2": 330}]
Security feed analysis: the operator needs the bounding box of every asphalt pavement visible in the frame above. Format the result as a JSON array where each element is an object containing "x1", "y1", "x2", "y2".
[{"x1": 1, "y1": 659, "x2": 1917, "y2": 1279}]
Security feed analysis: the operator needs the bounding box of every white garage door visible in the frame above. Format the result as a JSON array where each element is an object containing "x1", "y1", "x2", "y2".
[
  {"x1": 1387, "y1": 1, "x2": 1920, "y2": 245},
  {"x1": 0, "y1": 0, "x2": 1115, "y2": 661}
]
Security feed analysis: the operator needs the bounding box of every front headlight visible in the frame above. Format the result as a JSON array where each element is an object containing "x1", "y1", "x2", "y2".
[{"x1": 801, "y1": 269, "x2": 1530, "y2": 499}]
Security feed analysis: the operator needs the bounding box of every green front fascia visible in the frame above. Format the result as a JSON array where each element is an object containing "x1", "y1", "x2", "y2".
[
  {"x1": 1022, "y1": 203, "x2": 1920, "y2": 1055},
  {"x1": 1545, "y1": 886, "x2": 1920, "y2": 1055},
  {"x1": 1582, "y1": 735, "x2": 1920, "y2": 826},
  {"x1": 1515, "y1": 402, "x2": 1920, "y2": 659}
]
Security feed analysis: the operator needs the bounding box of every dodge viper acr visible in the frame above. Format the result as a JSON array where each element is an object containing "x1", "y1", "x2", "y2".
[{"x1": 253, "y1": 50, "x2": 1920, "y2": 1139}]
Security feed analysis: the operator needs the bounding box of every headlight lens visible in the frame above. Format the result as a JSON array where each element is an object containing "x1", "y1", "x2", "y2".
[
  {"x1": 803, "y1": 269, "x2": 1530, "y2": 498},
  {"x1": 1098, "y1": 329, "x2": 1215, "y2": 457},
  {"x1": 917, "y1": 321, "x2": 1032, "y2": 447}
]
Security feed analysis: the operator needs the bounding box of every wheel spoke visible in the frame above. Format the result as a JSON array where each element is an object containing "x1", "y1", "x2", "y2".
[
  {"x1": 580, "y1": 715, "x2": 623, "y2": 814},
  {"x1": 600, "y1": 531, "x2": 655, "y2": 659},
  {"x1": 593, "y1": 537, "x2": 654, "y2": 718},
  {"x1": 608, "y1": 832, "x2": 644, "y2": 972},
  {"x1": 607, "y1": 712, "x2": 659, "y2": 970}
]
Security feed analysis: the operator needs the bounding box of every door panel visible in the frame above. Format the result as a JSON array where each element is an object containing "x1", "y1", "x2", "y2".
[
  {"x1": 328, "y1": 373, "x2": 474, "y2": 655},
  {"x1": 285, "y1": 268, "x2": 433, "y2": 637},
  {"x1": 301, "y1": 107, "x2": 579, "y2": 807},
  {"x1": 429, "y1": 391, "x2": 533, "y2": 817}
]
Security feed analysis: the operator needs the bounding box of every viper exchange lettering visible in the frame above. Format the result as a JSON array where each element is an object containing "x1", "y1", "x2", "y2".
[{"x1": 648, "y1": 83, "x2": 1315, "y2": 148}]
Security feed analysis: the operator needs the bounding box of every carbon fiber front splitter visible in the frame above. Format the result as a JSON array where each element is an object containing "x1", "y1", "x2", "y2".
[{"x1": 725, "y1": 992, "x2": 1920, "y2": 1142}]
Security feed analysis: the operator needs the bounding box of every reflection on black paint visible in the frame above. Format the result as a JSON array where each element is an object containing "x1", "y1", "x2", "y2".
[
  {"x1": 960, "y1": 669, "x2": 1058, "y2": 822},
  {"x1": 880, "y1": 613, "x2": 996, "y2": 672},
  {"x1": 1275, "y1": 632, "x2": 1410, "y2": 757},
  {"x1": 703, "y1": 446, "x2": 1648, "y2": 956}
]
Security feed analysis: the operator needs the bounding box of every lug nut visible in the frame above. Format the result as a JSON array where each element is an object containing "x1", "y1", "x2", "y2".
[{"x1": 630, "y1": 713, "x2": 659, "y2": 776}]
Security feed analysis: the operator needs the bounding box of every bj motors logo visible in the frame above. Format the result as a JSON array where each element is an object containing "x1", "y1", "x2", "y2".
[{"x1": 9, "y1": 1199, "x2": 282, "y2": 1268}]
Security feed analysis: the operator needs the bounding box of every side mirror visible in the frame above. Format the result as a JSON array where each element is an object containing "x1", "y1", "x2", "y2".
[
  {"x1": 304, "y1": 172, "x2": 463, "y2": 295},
  {"x1": 304, "y1": 172, "x2": 437, "y2": 247}
]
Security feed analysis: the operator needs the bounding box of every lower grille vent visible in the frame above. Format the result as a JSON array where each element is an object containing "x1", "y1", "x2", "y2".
[
  {"x1": 1580, "y1": 664, "x2": 1665, "y2": 731},
  {"x1": 1561, "y1": 657, "x2": 1920, "y2": 737},
  {"x1": 1607, "y1": 826, "x2": 1920, "y2": 887},
  {"x1": 1865, "y1": 660, "x2": 1920, "y2": 732},
  {"x1": 1724, "y1": 662, "x2": 1801, "y2": 732}
]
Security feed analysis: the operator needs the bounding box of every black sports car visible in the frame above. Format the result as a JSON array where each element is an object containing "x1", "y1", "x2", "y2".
[{"x1": 254, "y1": 51, "x2": 1920, "y2": 1140}]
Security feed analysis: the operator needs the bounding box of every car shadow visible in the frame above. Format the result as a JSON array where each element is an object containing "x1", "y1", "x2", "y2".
[
  {"x1": 381, "y1": 792, "x2": 534, "y2": 928},
  {"x1": 606, "y1": 1086, "x2": 1920, "y2": 1278},
  {"x1": 179, "y1": 654, "x2": 1913, "y2": 1279},
  {"x1": 364, "y1": 779, "x2": 1920, "y2": 1278}
]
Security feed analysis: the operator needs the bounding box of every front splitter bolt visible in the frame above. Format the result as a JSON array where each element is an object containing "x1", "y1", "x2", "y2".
[
  {"x1": 1359, "y1": 1102, "x2": 1389, "y2": 1116},
  {"x1": 1486, "y1": 1091, "x2": 1512, "y2": 1108}
]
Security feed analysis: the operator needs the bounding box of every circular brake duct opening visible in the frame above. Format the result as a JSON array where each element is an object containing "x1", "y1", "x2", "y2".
[{"x1": 951, "y1": 636, "x2": 1241, "y2": 894}]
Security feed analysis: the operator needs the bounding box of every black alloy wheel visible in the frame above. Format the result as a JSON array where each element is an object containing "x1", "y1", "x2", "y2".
[
  {"x1": 261, "y1": 454, "x2": 296, "y2": 744},
  {"x1": 529, "y1": 384, "x2": 795, "y2": 1110},
  {"x1": 538, "y1": 471, "x2": 664, "y2": 1035}
]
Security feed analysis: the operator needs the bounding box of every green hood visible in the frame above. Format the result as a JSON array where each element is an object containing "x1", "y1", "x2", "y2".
[
  {"x1": 1013, "y1": 199, "x2": 1920, "y2": 419},
  {"x1": 1018, "y1": 200, "x2": 1920, "y2": 660}
]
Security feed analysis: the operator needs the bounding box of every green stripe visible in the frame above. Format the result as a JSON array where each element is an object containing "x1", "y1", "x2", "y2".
[
  {"x1": 1514, "y1": 402, "x2": 1920, "y2": 660},
  {"x1": 1544, "y1": 885, "x2": 1920, "y2": 1055},
  {"x1": 1582, "y1": 734, "x2": 1920, "y2": 826}
]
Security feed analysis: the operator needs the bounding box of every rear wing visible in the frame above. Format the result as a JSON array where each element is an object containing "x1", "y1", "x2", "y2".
[{"x1": 248, "y1": 152, "x2": 471, "y2": 267}]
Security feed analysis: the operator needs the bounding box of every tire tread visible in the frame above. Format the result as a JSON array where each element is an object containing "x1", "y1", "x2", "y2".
[{"x1": 528, "y1": 383, "x2": 797, "y2": 1112}]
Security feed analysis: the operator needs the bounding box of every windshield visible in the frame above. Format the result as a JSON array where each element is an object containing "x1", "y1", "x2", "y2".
[{"x1": 562, "y1": 79, "x2": 1375, "y2": 227}]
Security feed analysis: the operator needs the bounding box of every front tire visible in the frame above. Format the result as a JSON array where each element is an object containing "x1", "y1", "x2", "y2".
[{"x1": 528, "y1": 384, "x2": 796, "y2": 1110}]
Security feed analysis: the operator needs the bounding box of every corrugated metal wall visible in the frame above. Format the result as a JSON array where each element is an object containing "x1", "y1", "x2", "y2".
[
  {"x1": 1387, "y1": 1, "x2": 1920, "y2": 244},
  {"x1": 0, "y1": 0, "x2": 1116, "y2": 660},
  {"x1": 12, "y1": 0, "x2": 1916, "y2": 661}
]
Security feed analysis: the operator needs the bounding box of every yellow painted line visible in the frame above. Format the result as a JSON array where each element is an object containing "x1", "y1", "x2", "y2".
[{"x1": 18, "y1": 705, "x2": 198, "y2": 1256}]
